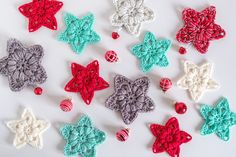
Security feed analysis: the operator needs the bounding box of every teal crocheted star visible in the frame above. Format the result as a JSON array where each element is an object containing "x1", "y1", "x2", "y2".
[
  {"x1": 131, "y1": 32, "x2": 171, "y2": 72},
  {"x1": 58, "y1": 12, "x2": 101, "y2": 54},
  {"x1": 60, "y1": 115, "x2": 106, "y2": 157},
  {"x1": 200, "y1": 97, "x2": 236, "y2": 141}
]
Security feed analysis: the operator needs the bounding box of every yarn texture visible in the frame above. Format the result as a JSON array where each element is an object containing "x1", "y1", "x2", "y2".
[
  {"x1": 60, "y1": 115, "x2": 106, "y2": 157},
  {"x1": 176, "y1": 6, "x2": 226, "y2": 53},
  {"x1": 150, "y1": 117, "x2": 192, "y2": 157},
  {"x1": 200, "y1": 97, "x2": 236, "y2": 141},
  {"x1": 6, "y1": 108, "x2": 50, "y2": 149},
  {"x1": 18, "y1": 0, "x2": 63, "y2": 32},
  {"x1": 177, "y1": 60, "x2": 219, "y2": 102},
  {"x1": 105, "y1": 74, "x2": 155, "y2": 125},
  {"x1": 0, "y1": 39, "x2": 47, "y2": 91},
  {"x1": 131, "y1": 32, "x2": 171, "y2": 72},
  {"x1": 110, "y1": 0, "x2": 155, "y2": 35},
  {"x1": 64, "y1": 60, "x2": 109, "y2": 105},
  {"x1": 58, "y1": 12, "x2": 101, "y2": 54}
]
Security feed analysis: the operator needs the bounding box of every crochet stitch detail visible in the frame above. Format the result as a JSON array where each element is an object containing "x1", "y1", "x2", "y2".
[
  {"x1": 6, "y1": 108, "x2": 50, "y2": 149},
  {"x1": 131, "y1": 32, "x2": 171, "y2": 72},
  {"x1": 176, "y1": 6, "x2": 226, "y2": 53},
  {"x1": 150, "y1": 117, "x2": 192, "y2": 157},
  {"x1": 64, "y1": 60, "x2": 109, "y2": 105},
  {"x1": 60, "y1": 115, "x2": 106, "y2": 157},
  {"x1": 111, "y1": 0, "x2": 155, "y2": 35},
  {"x1": 200, "y1": 97, "x2": 236, "y2": 141},
  {"x1": 19, "y1": 0, "x2": 63, "y2": 32},
  {"x1": 58, "y1": 12, "x2": 101, "y2": 54},
  {"x1": 177, "y1": 60, "x2": 219, "y2": 102},
  {"x1": 0, "y1": 39, "x2": 47, "y2": 91},
  {"x1": 105, "y1": 74, "x2": 155, "y2": 125}
]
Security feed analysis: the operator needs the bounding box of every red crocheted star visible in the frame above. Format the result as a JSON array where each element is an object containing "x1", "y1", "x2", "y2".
[
  {"x1": 64, "y1": 60, "x2": 109, "y2": 105},
  {"x1": 176, "y1": 6, "x2": 226, "y2": 54},
  {"x1": 18, "y1": 0, "x2": 63, "y2": 32},
  {"x1": 150, "y1": 117, "x2": 192, "y2": 157}
]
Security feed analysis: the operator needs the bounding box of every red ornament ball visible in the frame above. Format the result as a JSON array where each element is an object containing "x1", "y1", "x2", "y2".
[
  {"x1": 105, "y1": 50, "x2": 118, "y2": 63},
  {"x1": 112, "y1": 32, "x2": 120, "y2": 39},
  {"x1": 116, "y1": 128, "x2": 129, "y2": 142},
  {"x1": 178, "y1": 46, "x2": 187, "y2": 55},
  {"x1": 60, "y1": 99, "x2": 73, "y2": 112},
  {"x1": 159, "y1": 78, "x2": 172, "y2": 92},
  {"x1": 34, "y1": 87, "x2": 42, "y2": 95},
  {"x1": 175, "y1": 102, "x2": 187, "y2": 114}
]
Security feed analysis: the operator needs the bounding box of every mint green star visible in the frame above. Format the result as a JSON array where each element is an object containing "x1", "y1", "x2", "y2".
[
  {"x1": 200, "y1": 97, "x2": 236, "y2": 141},
  {"x1": 60, "y1": 115, "x2": 106, "y2": 157},
  {"x1": 131, "y1": 32, "x2": 171, "y2": 72},
  {"x1": 58, "y1": 13, "x2": 101, "y2": 54}
]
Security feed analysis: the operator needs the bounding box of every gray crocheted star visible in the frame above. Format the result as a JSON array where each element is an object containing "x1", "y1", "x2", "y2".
[
  {"x1": 105, "y1": 74, "x2": 155, "y2": 125},
  {"x1": 0, "y1": 39, "x2": 47, "y2": 91}
]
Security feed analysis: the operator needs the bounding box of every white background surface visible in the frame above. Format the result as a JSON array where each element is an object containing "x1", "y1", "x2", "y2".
[{"x1": 0, "y1": 0, "x2": 236, "y2": 157}]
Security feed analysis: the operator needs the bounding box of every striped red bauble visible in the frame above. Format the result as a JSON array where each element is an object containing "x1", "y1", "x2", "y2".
[
  {"x1": 60, "y1": 99, "x2": 73, "y2": 112},
  {"x1": 159, "y1": 78, "x2": 172, "y2": 92},
  {"x1": 105, "y1": 50, "x2": 118, "y2": 63},
  {"x1": 116, "y1": 128, "x2": 130, "y2": 142}
]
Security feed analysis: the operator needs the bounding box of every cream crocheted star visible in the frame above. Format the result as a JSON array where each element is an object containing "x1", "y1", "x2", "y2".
[
  {"x1": 6, "y1": 108, "x2": 50, "y2": 149},
  {"x1": 110, "y1": 0, "x2": 155, "y2": 35},
  {"x1": 177, "y1": 60, "x2": 219, "y2": 102}
]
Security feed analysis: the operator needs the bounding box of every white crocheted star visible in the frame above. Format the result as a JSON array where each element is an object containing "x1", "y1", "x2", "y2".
[
  {"x1": 177, "y1": 60, "x2": 219, "y2": 102},
  {"x1": 6, "y1": 108, "x2": 50, "y2": 149},
  {"x1": 110, "y1": 0, "x2": 155, "y2": 35}
]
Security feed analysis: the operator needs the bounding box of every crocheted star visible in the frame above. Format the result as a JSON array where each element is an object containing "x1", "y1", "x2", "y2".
[
  {"x1": 18, "y1": 0, "x2": 63, "y2": 32},
  {"x1": 64, "y1": 60, "x2": 109, "y2": 105},
  {"x1": 105, "y1": 74, "x2": 155, "y2": 125},
  {"x1": 58, "y1": 13, "x2": 101, "y2": 54},
  {"x1": 176, "y1": 6, "x2": 226, "y2": 53},
  {"x1": 6, "y1": 108, "x2": 50, "y2": 149},
  {"x1": 200, "y1": 97, "x2": 236, "y2": 141},
  {"x1": 150, "y1": 117, "x2": 192, "y2": 157},
  {"x1": 177, "y1": 60, "x2": 219, "y2": 102},
  {"x1": 0, "y1": 39, "x2": 47, "y2": 92},
  {"x1": 131, "y1": 32, "x2": 171, "y2": 72},
  {"x1": 60, "y1": 115, "x2": 106, "y2": 157},
  {"x1": 111, "y1": 0, "x2": 155, "y2": 35}
]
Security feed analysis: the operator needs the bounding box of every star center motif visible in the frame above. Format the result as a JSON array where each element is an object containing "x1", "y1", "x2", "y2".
[
  {"x1": 177, "y1": 60, "x2": 219, "y2": 102},
  {"x1": 64, "y1": 60, "x2": 109, "y2": 105}
]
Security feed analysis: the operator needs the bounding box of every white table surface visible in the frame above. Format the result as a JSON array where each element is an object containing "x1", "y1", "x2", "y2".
[{"x1": 1, "y1": 0, "x2": 236, "y2": 156}]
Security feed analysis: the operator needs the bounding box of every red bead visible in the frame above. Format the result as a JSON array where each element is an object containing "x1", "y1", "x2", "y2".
[
  {"x1": 112, "y1": 32, "x2": 120, "y2": 39},
  {"x1": 175, "y1": 102, "x2": 187, "y2": 114},
  {"x1": 116, "y1": 129, "x2": 129, "y2": 142},
  {"x1": 105, "y1": 50, "x2": 118, "y2": 62},
  {"x1": 60, "y1": 99, "x2": 73, "y2": 112},
  {"x1": 159, "y1": 78, "x2": 172, "y2": 92},
  {"x1": 34, "y1": 87, "x2": 42, "y2": 95},
  {"x1": 178, "y1": 46, "x2": 187, "y2": 54}
]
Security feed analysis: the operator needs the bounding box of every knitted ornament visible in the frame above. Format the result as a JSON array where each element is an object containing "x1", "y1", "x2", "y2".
[
  {"x1": 60, "y1": 99, "x2": 73, "y2": 112},
  {"x1": 105, "y1": 74, "x2": 155, "y2": 125},
  {"x1": 64, "y1": 60, "x2": 109, "y2": 105},
  {"x1": 19, "y1": 0, "x2": 63, "y2": 32},
  {"x1": 105, "y1": 50, "x2": 118, "y2": 62},
  {"x1": 177, "y1": 60, "x2": 219, "y2": 102},
  {"x1": 116, "y1": 128, "x2": 130, "y2": 142},
  {"x1": 150, "y1": 117, "x2": 192, "y2": 157},
  {"x1": 58, "y1": 13, "x2": 101, "y2": 54},
  {"x1": 60, "y1": 115, "x2": 106, "y2": 157},
  {"x1": 131, "y1": 32, "x2": 171, "y2": 72},
  {"x1": 0, "y1": 39, "x2": 47, "y2": 92},
  {"x1": 200, "y1": 97, "x2": 236, "y2": 141},
  {"x1": 159, "y1": 78, "x2": 172, "y2": 92},
  {"x1": 176, "y1": 6, "x2": 226, "y2": 53},
  {"x1": 110, "y1": 0, "x2": 155, "y2": 35},
  {"x1": 6, "y1": 108, "x2": 50, "y2": 149}
]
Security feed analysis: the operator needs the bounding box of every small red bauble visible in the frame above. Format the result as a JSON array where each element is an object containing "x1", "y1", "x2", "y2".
[
  {"x1": 178, "y1": 46, "x2": 187, "y2": 55},
  {"x1": 175, "y1": 102, "x2": 187, "y2": 114},
  {"x1": 112, "y1": 32, "x2": 120, "y2": 39},
  {"x1": 116, "y1": 128, "x2": 129, "y2": 142},
  {"x1": 60, "y1": 99, "x2": 73, "y2": 112},
  {"x1": 34, "y1": 87, "x2": 42, "y2": 95},
  {"x1": 159, "y1": 78, "x2": 172, "y2": 92},
  {"x1": 105, "y1": 50, "x2": 118, "y2": 63}
]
